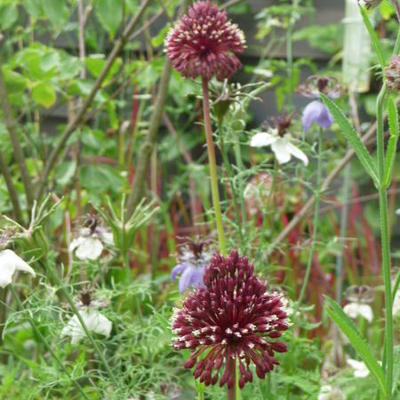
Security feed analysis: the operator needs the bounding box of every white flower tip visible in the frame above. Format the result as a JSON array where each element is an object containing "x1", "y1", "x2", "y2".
[
  {"x1": 0, "y1": 250, "x2": 35, "y2": 288},
  {"x1": 250, "y1": 132, "x2": 275, "y2": 148}
]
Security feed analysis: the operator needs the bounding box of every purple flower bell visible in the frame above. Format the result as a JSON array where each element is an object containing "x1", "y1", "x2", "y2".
[
  {"x1": 299, "y1": 76, "x2": 342, "y2": 132},
  {"x1": 171, "y1": 238, "x2": 212, "y2": 294}
]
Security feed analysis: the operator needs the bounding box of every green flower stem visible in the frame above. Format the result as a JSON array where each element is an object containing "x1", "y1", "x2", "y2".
[
  {"x1": 9, "y1": 284, "x2": 91, "y2": 400},
  {"x1": 44, "y1": 263, "x2": 119, "y2": 387},
  {"x1": 376, "y1": 85, "x2": 393, "y2": 397},
  {"x1": 233, "y1": 141, "x2": 248, "y2": 244},
  {"x1": 227, "y1": 357, "x2": 237, "y2": 400},
  {"x1": 202, "y1": 77, "x2": 226, "y2": 256},
  {"x1": 218, "y1": 125, "x2": 244, "y2": 249},
  {"x1": 297, "y1": 130, "x2": 323, "y2": 307}
]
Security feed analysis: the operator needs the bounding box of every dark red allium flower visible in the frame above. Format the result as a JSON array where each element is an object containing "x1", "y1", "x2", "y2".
[
  {"x1": 165, "y1": 1, "x2": 245, "y2": 81},
  {"x1": 171, "y1": 250, "x2": 289, "y2": 389},
  {"x1": 385, "y1": 56, "x2": 400, "y2": 92}
]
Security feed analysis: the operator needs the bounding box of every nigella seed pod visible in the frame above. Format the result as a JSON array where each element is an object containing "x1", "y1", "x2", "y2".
[
  {"x1": 165, "y1": 1, "x2": 245, "y2": 80},
  {"x1": 171, "y1": 250, "x2": 289, "y2": 389},
  {"x1": 385, "y1": 56, "x2": 400, "y2": 92}
]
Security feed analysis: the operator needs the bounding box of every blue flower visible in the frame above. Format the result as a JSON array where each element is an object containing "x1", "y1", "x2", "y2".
[
  {"x1": 302, "y1": 100, "x2": 333, "y2": 132},
  {"x1": 299, "y1": 76, "x2": 342, "y2": 132},
  {"x1": 171, "y1": 262, "x2": 205, "y2": 294},
  {"x1": 171, "y1": 238, "x2": 212, "y2": 294}
]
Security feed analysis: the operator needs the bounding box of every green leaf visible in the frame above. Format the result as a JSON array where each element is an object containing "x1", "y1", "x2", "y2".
[
  {"x1": 86, "y1": 55, "x2": 122, "y2": 81},
  {"x1": 324, "y1": 296, "x2": 386, "y2": 396},
  {"x1": 320, "y1": 94, "x2": 379, "y2": 186},
  {"x1": 41, "y1": 0, "x2": 69, "y2": 30},
  {"x1": 359, "y1": 6, "x2": 386, "y2": 71},
  {"x1": 384, "y1": 96, "x2": 399, "y2": 187},
  {"x1": 152, "y1": 25, "x2": 170, "y2": 48},
  {"x1": 0, "y1": 3, "x2": 18, "y2": 30},
  {"x1": 23, "y1": 0, "x2": 43, "y2": 18},
  {"x1": 31, "y1": 82, "x2": 56, "y2": 108},
  {"x1": 40, "y1": 51, "x2": 60, "y2": 72},
  {"x1": 96, "y1": 0, "x2": 123, "y2": 37}
]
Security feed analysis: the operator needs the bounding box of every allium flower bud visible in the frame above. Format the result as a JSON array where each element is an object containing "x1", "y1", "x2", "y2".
[
  {"x1": 171, "y1": 250, "x2": 289, "y2": 389},
  {"x1": 165, "y1": 1, "x2": 245, "y2": 80},
  {"x1": 385, "y1": 55, "x2": 400, "y2": 92}
]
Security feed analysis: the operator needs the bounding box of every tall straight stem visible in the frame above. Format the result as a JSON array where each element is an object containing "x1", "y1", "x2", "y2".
[
  {"x1": 376, "y1": 85, "x2": 393, "y2": 397},
  {"x1": 9, "y1": 285, "x2": 91, "y2": 399},
  {"x1": 227, "y1": 357, "x2": 237, "y2": 400},
  {"x1": 218, "y1": 125, "x2": 244, "y2": 249},
  {"x1": 297, "y1": 131, "x2": 323, "y2": 307},
  {"x1": 202, "y1": 77, "x2": 226, "y2": 256}
]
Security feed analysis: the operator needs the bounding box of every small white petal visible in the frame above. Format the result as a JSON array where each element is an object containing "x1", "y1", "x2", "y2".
[
  {"x1": 393, "y1": 291, "x2": 400, "y2": 316},
  {"x1": 271, "y1": 139, "x2": 292, "y2": 164},
  {"x1": 287, "y1": 142, "x2": 309, "y2": 166},
  {"x1": 70, "y1": 237, "x2": 84, "y2": 252},
  {"x1": 0, "y1": 250, "x2": 35, "y2": 288},
  {"x1": 358, "y1": 304, "x2": 373, "y2": 322},
  {"x1": 100, "y1": 231, "x2": 114, "y2": 245},
  {"x1": 73, "y1": 237, "x2": 103, "y2": 261},
  {"x1": 62, "y1": 310, "x2": 112, "y2": 344},
  {"x1": 343, "y1": 303, "x2": 373, "y2": 322},
  {"x1": 84, "y1": 310, "x2": 112, "y2": 338},
  {"x1": 250, "y1": 132, "x2": 276, "y2": 147},
  {"x1": 347, "y1": 359, "x2": 369, "y2": 378}
]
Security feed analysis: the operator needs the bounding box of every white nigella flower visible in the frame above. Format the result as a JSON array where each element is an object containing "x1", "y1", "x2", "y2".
[
  {"x1": 62, "y1": 289, "x2": 112, "y2": 344},
  {"x1": 343, "y1": 302, "x2": 373, "y2": 322},
  {"x1": 70, "y1": 225, "x2": 113, "y2": 261},
  {"x1": 250, "y1": 129, "x2": 308, "y2": 166},
  {"x1": 318, "y1": 385, "x2": 346, "y2": 400},
  {"x1": 62, "y1": 309, "x2": 112, "y2": 344},
  {"x1": 396, "y1": 208, "x2": 400, "y2": 216},
  {"x1": 346, "y1": 359, "x2": 370, "y2": 378},
  {"x1": 343, "y1": 285, "x2": 375, "y2": 323},
  {"x1": 0, "y1": 249, "x2": 35, "y2": 288}
]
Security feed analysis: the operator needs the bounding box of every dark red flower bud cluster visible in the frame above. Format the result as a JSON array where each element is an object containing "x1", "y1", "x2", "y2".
[
  {"x1": 172, "y1": 250, "x2": 288, "y2": 389},
  {"x1": 165, "y1": 1, "x2": 245, "y2": 81},
  {"x1": 386, "y1": 56, "x2": 400, "y2": 92}
]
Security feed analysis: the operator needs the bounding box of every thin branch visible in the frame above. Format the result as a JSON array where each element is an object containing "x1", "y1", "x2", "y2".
[
  {"x1": 126, "y1": 59, "x2": 172, "y2": 215},
  {"x1": 0, "y1": 59, "x2": 34, "y2": 209},
  {"x1": 126, "y1": 0, "x2": 184, "y2": 216},
  {"x1": 0, "y1": 151, "x2": 23, "y2": 224},
  {"x1": 35, "y1": 0, "x2": 153, "y2": 201}
]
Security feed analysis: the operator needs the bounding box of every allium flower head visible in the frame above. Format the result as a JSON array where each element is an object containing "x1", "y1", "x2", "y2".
[
  {"x1": 171, "y1": 237, "x2": 212, "y2": 293},
  {"x1": 165, "y1": 1, "x2": 245, "y2": 80},
  {"x1": 385, "y1": 56, "x2": 400, "y2": 92},
  {"x1": 299, "y1": 76, "x2": 342, "y2": 132},
  {"x1": 172, "y1": 250, "x2": 288, "y2": 389}
]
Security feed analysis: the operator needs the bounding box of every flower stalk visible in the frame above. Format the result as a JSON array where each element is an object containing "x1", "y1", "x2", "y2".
[
  {"x1": 202, "y1": 77, "x2": 227, "y2": 256},
  {"x1": 297, "y1": 129, "x2": 323, "y2": 307},
  {"x1": 376, "y1": 84, "x2": 393, "y2": 397}
]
